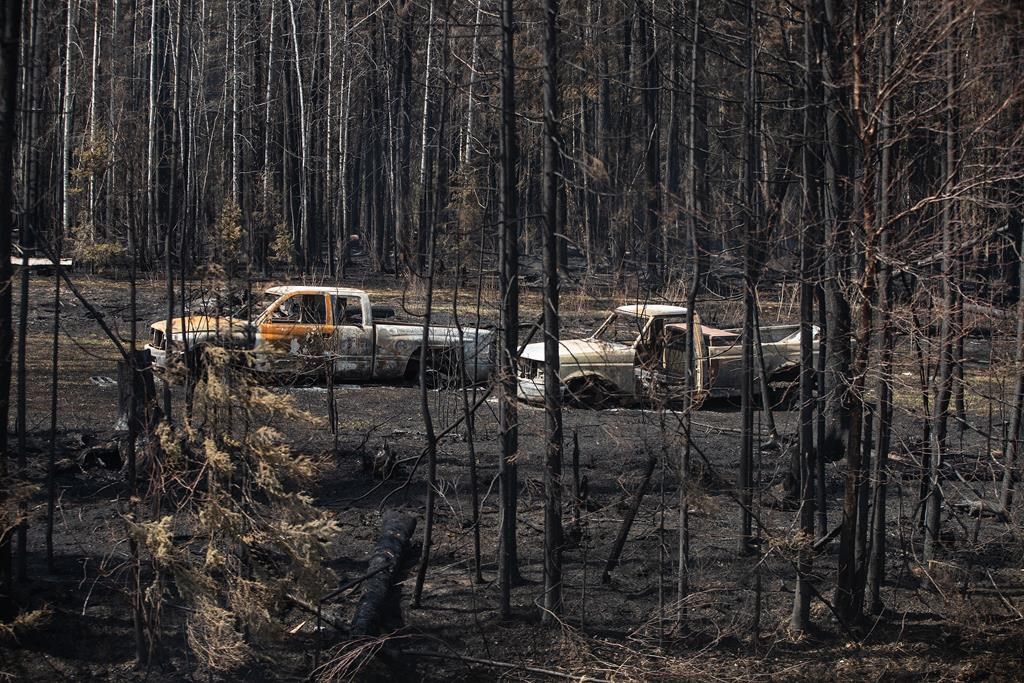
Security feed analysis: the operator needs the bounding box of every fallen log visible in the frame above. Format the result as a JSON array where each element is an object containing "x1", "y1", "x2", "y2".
[{"x1": 350, "y1": 512, "x2": 417, "y2": 636}]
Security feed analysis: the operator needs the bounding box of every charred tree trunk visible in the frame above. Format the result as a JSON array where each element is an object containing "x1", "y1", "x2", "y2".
[
  {"x1": 14, "y1": 0, "x2": 39, "y2": 586},
  {"x1": 639, "y1": 0, "x2": 660, "y2": 288},
  {"x1": 350, "y1": 513, "x2": 417, "y2": 636},
  {"x1": 835, "y1": 0, "x2": 878, "y2": 624},
  {"x1": 416, "y1": 0, "x2": 437, "y2": 274},
  {"x1": 411, "y1": 13, "x2": 448, "y2": 606},
  {"x1": 866, "y1": 0, "x2": 895, "y2": 614},
  {"x1": 497, "y1": 0, "x2": 521, "y2": 618},
  {"x1": 821, "y1": 0, "x2": 852, "y2": 455},
  {"x1": 738, "y1": 0, "x2": 756, "y2": 558},
  {"x1": 924, "y1": 11, "x2": 959, "y2": 564},
  {"x1": 0, "y1": 0, "x2": 20, "y2": 621},
  {"x1": 999, "y1": 224, "x2": 1024, "y2": 513},
  {"x1": 541, "y1": 0, "x2": 564, "y2": 622},
  {"x1": 791, "y1": 28, "x2": 820, "y2": 622},
  {"x1": 395, "y1": 2, "x2": 413, "y2": 273},
  {"x1": 677, "y1": 0, "x2": 702, "y2": 623}
]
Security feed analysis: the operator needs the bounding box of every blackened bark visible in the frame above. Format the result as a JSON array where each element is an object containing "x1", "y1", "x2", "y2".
[
  {"x1": 866, "y1": 0, "x2": 895, "y2": 614},
  {"x1": 999, "y1": 224, "x2": 1024, "y2": 513},
  {"x1": 738, "y1": 0, "x2": 756, "y2": 557},
  {"x1": 497, "y1": 0, "x2": 521, "y2": 619},
  {"x1": 541, "y1": 0, "x2": 563, "y2": 622},
  {"x1": 14, "y1": 0, "x2": 38, "y2": 585},
  {"x1": 350, "y1": 513, "x2": 417, "y2": 636},
  {"x1": 924, "y1": 9, "x2": 959, "y2": 563},
  {"x1": 678, "y1": 0, "x2": 702, "y2": 621},
  {"x1": 0, "y1": 0, "x2": 20, "y2": 620},
  {"x1": 640, "y1": 0, "x2": 660, "y2": 287},
  {"x1": 791, "y1": 15, "x2": 819, "y2": 619},
  {"x1": 835, "y1": 0, "x2": 877, "y2": 625},
  {"x1": 821, "y1": 0, "x2": 852, "y2": 454}
]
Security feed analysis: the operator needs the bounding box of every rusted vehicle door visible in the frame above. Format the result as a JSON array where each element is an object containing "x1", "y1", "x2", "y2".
[
  {"x1": 328, "y1": 294, "x2": 373, "y2": 379},
  {"x1": 638, "y1": 320, "x2": 709, "y2": 405},
  {"x1": 257, "y1": 292, "x2": 333, "y2": 375}
]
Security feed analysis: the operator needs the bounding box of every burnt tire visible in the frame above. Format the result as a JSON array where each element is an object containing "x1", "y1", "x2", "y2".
[
  {"x1": 426, "y1": 349, "x2": 462, "y2": 389},
  {"x1": 567, "y1": 376, "x2": 617, "y2": 409},
  {"x1": 406, "y1": 348, "x2": 462, "y2": 389}
]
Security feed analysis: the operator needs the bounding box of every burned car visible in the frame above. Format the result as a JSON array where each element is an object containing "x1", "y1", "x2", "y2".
[
  {"x1": 517, "y1": 304, "x2": 710, "y2": 407},
  {"x1": 516, "y1": 303, "x2": 818, "y2": 407},
  {"x1": 146, "y1": 286, "x2": 493, "y2": 384}
]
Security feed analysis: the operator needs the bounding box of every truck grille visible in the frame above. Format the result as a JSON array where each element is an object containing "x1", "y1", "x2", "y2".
[{"x1": 151, "y1": 329, "x2": 165, "y2": 350}]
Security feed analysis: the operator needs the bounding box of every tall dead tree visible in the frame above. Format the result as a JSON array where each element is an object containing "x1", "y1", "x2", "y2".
[
  {"x1": 924, "y1": 5, "x2": 959, "y2": 563},
  {"x1": 737, "y1": 0, "x2": 757, "y2": 557},
  {"x1": 678, "y1": 0, "x2": 702, "y2": 622},
  {"x1": 15, "y1": 0, "x2": 41, "y2": 585},
  {"x1": 62, "y1": 1, "x2": 77, "y2": 247},
  {"x1": 821, "y1": 0, "x2": 852, "y2": 454},
  {"x1": 999, "y1": 224, "x2": 1024, "y2": 513},
  {"x1": 639, "y1": 0, "x2": 660, "y2": 288},
  {"x1": 866, "y1": 0, "x2": 895, "y2": 614},
  {"x1": 497, "y1": 0, "x2": 521, "y2": 618},
  {"x1": 416, "y1": 0, "x2": 437, "y2": 273},
  {"x1": 146, "y1": 0, "x2": 159, "y2": 262},
  {"x1": 285, "y1": 0, "x2": 311, "y2": 270},
  {"x1": 791, "y1": 0, "x2": 821, "y2": 622},
  {"x1": 412, "y1": 8, "x2": 452, "y2": 610},
  {"x1": 835, "y1": 0, "x2": 879, "y2": 625},
  {"x1": 0, "y1": 0, "x2": 20, "y2": 621},
  {"x1": 395, "y1": 1, "x2": 414, "y2": 273},
  {"x1": 541, "y1": 0, "x2": 564, "y2": 622}
]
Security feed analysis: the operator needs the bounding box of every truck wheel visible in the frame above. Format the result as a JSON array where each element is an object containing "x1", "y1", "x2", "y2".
[
  {"x1": 568, "y1": 377, "x2": 616, "y2": 409},
  {"x1": 425, "y1": 349, "x2": 461, "y2": 389}
]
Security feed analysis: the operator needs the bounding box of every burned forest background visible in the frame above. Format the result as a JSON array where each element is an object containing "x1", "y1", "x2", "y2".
[{"x1": 1, "y1": 0, "x2": 1024, "y2": 680}]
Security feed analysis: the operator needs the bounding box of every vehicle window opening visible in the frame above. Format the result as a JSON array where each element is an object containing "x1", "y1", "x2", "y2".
[
  {"x1": 593, "y1": 313, "x2": 645, "y2": 345},
  {"x1": 300, "y1": 294, "x2": 327, "y2": 324},
  {"x1": 332, "y1": 297, "x2": 350, "y2": 324},
  {"x1": 636, "y1": 319, "x2": 666, "y2": 367},
  {"x1": 271, "y1": 295, "x2": 300, "y2": 322}
]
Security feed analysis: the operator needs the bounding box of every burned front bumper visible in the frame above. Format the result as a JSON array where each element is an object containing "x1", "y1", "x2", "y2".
[{"x1": 516, "y1": 375, "x2": 547, "y2": 404}]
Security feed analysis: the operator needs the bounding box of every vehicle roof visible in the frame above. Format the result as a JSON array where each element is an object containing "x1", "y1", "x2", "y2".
[
  {"x1": 265, "y1": 285, "x2": 367, "y2": 297},
  {"x1": 666, "y1": 322, "x2": 737, "y2": 338},
  {"x1": 614, "y1": 303, "x2": 689, "y2": 318}
]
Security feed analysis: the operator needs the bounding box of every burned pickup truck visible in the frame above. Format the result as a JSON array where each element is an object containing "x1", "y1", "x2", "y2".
[
  {"x1": 146, "y1": 286, "x2": 493, "y2": 384},
  {"x1": 516, "y1": 303, "x2": 818, "y2": 407}
]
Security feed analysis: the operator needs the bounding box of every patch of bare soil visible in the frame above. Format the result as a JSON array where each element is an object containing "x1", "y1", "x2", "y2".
[{"x1": 3, "y1": 272, "x2": 1024, "y2": 681}]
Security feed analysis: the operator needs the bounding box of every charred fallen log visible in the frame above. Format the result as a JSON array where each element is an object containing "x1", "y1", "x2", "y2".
[{"x1": 350, "y1": 512, "x2": 417, "y2": 637}]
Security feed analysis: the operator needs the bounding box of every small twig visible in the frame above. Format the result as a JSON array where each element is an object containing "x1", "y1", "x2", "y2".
[
  {"x1": 403, "y1": 650, "x2": 605, "y2": 681},
  {"x1": 812, "y1": 522, "x2": 844, "y2": 551},
  {"x1": 284, "y1": 593, "x2": 349, "y2": 633},
  {"x1": 375, "y1": 387, "x2": 494, "y2": 510},
  {"x1": 987, "y1": 570, "x2": 1024, "y2": 620}
]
